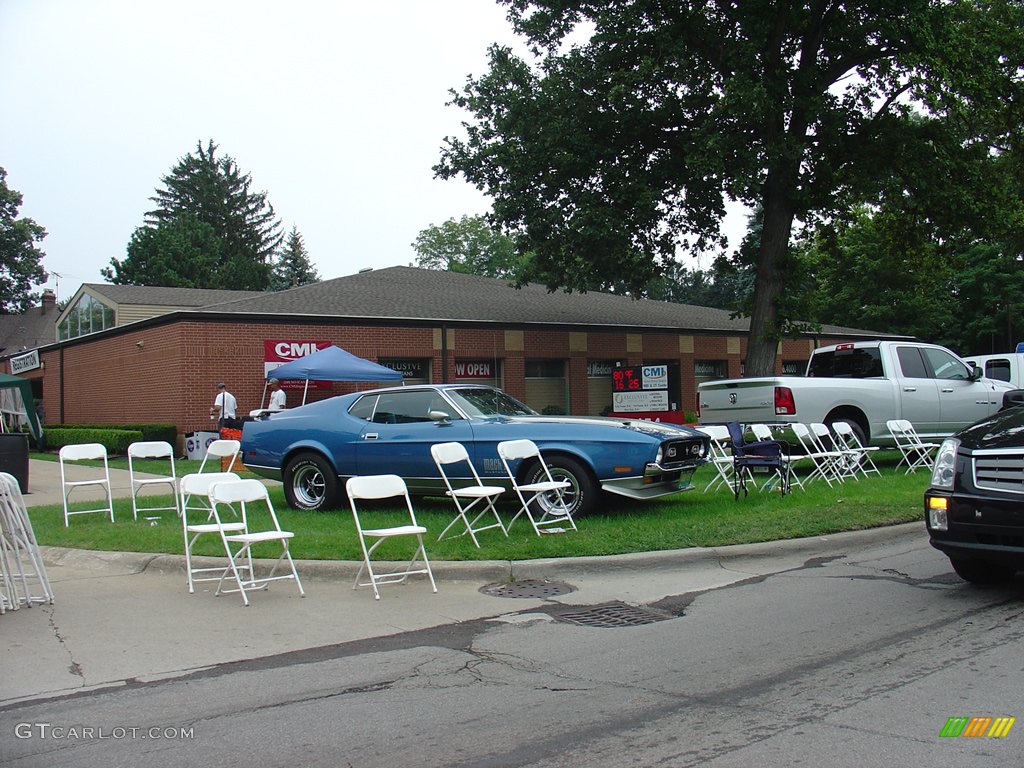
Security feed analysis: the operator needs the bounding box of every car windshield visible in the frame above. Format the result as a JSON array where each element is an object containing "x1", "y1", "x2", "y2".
[{"x1": 447, "y1": 387, "x2": 537, "y2": 417}]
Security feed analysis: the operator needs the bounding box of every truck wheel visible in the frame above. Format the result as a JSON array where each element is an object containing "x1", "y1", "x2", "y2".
[
  {"x1": 522, "y1": 455, "x2": 597, "y2": 518},
  {"x1": 950, "y1": 557, "x2": 1016, "y2": 585},
  {"x1": 284, "y1": 452, "x2": 342, "y2": 511},
  {"x1": 828, "y1": 417, "x2": 867, "y2": 447}
]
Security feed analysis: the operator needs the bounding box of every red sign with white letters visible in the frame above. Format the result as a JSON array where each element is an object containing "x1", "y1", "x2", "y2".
[{"x1": 264, "y1": 339, "x2": 332, "y2": 390}]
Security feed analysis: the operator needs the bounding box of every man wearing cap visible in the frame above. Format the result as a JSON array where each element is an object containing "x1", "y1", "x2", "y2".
[
  {"x1": 268, "y1": 378, "x2": 286, "y2": 411},
  {"x1": 210, "y1": 383, "x2": 237, "y2": 428}
]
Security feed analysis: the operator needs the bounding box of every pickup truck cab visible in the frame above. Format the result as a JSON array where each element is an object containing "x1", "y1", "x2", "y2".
[
  {"x1": 962, "y1": 353, "x2": 1024, "y2": 388},
  {"x1": 697, "y1": 340, "x2": 1014, "y2": 446}
]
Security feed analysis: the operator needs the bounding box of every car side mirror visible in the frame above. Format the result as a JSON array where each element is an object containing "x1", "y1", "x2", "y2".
[
  {"x1": 429, "y1": 410, "x2": 452, "y2": 424},
  {"x1": 969, "y1": 363, "x2": 983, "y2": 382}
]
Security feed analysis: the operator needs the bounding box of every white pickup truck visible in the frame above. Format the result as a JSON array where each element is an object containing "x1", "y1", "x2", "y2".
[
  {"x1": 962, "y1": 352, "x2": 1024, "y2": 388},
  {"x1": 697, "y1": 340, "x2": 1015, "y2": 446}
]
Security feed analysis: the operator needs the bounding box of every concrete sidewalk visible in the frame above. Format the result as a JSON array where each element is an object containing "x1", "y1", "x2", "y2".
[{"x1": 2, "y1": 458, "x2": 927, "y2": 706}]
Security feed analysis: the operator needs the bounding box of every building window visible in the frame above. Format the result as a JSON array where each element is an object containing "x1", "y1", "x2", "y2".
[
  {"x1": 57, "y1": 294, "x2": 115, "y2": 341},
  {"x1": 379, "y1": 359, "x2": 431, "y2": 385},
  {"x1": 454, "y1": 359, "x2": 501, "y2": 388},
  {"x1": 694, "y1": 360, "x2": 727, "y2": 387},
  {"x1": 525, "y1": 359, "x2": 567, "y2": 414},
  {"x1": 586, "y1": 360, "x2": 620, "y2": 416}
]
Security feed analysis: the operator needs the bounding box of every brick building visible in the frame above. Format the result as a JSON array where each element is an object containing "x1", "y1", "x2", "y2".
[{"x1": 24, "y1": 266, "x2": 895, "y2": 450}]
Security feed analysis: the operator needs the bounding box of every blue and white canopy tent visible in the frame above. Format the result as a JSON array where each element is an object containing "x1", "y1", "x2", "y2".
[{"x1": 260, "y1": 346, "x2": 403, "y2": 408}]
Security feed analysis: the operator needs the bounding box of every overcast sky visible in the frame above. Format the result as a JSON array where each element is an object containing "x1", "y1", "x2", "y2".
[
  {"x1": 2, "y1": 0, "x2": 743, "y2": 303},
  {"x1": 1, "y1": 0, "x2": 532, "y2": 300}
]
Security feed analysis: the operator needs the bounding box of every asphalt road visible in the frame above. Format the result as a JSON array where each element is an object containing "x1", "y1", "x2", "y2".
[{"x1": 2, "y1": 528, "x2": 1022, "y2": 767}]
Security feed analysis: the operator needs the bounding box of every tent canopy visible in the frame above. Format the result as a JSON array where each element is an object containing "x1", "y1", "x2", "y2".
[
  {"x1": 0, "y1": 374, "x2": 42, "y2": 447},
  {"x1": 268, "y1": 346, "x2": 403, "y2": 383}
]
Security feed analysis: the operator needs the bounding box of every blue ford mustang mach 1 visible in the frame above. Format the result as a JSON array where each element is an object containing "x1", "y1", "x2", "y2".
[{"x1": 241, "y1": 384, "x2": 710, "y2": 517}]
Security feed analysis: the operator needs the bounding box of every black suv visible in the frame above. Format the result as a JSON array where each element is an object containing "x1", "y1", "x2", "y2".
[{"x1": 925, "y1": 400, "x2": 1024, "y2": 584}]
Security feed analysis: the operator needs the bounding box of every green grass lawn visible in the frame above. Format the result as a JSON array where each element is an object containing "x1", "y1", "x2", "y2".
[{"x1": 29, "y1": 452, "x2": 930, "y2": 562}]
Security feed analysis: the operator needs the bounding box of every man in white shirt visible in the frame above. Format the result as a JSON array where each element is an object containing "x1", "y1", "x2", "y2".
[
  {"x1": 268, "y1": 378, "x2": 286, "y2": 411},
  {"x1": 210, "y1": 382, "x2": 237, "y2": 428}
]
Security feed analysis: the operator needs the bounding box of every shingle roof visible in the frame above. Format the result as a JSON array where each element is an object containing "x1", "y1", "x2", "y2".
[
  {"x1": 83, "y1": 284, "x2": 262, "y2": 307},
  {"x1": 0, "y1": 300, "x2": 58, "y2": 355},
  {"x1": 193, "y1": 265, "x2": 890, "y2": 338}
]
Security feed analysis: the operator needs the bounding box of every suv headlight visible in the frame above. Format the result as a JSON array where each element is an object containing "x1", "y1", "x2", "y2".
[{"x1": 930, "y1": 438, "x2": 959, "y2": 489}]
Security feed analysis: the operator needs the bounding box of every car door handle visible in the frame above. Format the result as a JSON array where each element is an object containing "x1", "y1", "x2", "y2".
[
  {"x1": 903, "y1": 387, "x2": 917, "y2": 392},
  {"x1": 363, "y1": 433, "x2": 379, "y2": 440},
  {"x1": 941, "y1": 388, "x2": 954, "y2": 393}
]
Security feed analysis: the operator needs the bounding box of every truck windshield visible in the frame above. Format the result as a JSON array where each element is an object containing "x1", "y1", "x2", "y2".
[{"x1": 807, "y1": 348, "x2": 884, "y2": 378}]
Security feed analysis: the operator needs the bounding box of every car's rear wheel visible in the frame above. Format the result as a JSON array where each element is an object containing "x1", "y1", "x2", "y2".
[
  {"x1": 522, "y1": 455, "x2": 597, "y2": 518},
  {"x1": 284, "y1": 452, "x2": 342, "y2": 511},
  {"x1": 950, "y1": 557, "x2": 1016, "y2": 585}
]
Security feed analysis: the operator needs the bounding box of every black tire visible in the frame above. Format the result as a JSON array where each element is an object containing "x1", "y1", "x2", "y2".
[
  {"x1": 950, "y1": 557, "x2": 1016, "y2": 585},
  {"x1": 522, "y1": 455, "x2": 598, "y2": 518},
  {"x1": 283, "y1": 452, "x2": 342, "y2": 511}
]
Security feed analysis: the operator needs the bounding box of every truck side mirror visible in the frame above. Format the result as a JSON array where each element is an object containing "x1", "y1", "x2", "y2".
[{"x1": 969, "y1": 363, "x2": 983, "y2": 382}]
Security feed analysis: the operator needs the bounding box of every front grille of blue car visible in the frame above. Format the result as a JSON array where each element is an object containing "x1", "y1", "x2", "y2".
[{"x1": 660, "y1": 439, "x2": 705, "y2": 468}]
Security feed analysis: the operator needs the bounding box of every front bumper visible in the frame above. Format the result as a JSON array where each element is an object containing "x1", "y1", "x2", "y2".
[{"x1": 925, "y1": 490, "x2": 1024, "y2": 568}]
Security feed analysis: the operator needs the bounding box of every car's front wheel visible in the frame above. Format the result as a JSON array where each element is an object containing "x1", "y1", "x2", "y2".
[
  {"x1": 522, "y1": 455, "x2": 598, "y2": 518},
  {"x1": 284, "y1": 452, "x2": 342, "y2": 511},
  {"x1": 950, "y1": 557, "x2": 1017, "y2": 585}
]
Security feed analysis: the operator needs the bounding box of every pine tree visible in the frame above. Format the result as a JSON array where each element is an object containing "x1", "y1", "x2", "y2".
[
  {"x1": 104, "y1": 140, "x2": 282, "y2": 290},
  {"x1": 271, "y1": 225, "x2": 320, "y2": 290}
]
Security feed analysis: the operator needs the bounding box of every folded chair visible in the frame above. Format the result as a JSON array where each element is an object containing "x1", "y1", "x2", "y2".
[
  {"x1": 59, "y1": 443, "x2": 114, "y2": 526},
  {"x1": 496, "y1": 439, "x2": 577, "y2": 535},
  {"x1": 887, "y1": 419, "x2": 939, "y2": 474},
  {"x1": 208, "y1": 479, "x2": 304, "y2": 606},
  {"x1": 128, "y1": 440, "x2": 179, "y2": 520},
  {"x1": 0, "y1": 472, "x2": 53, "y2": 612},
  {"x1": 726, "y1": 422, "x2": 791, "y2": 498},
  {"x1": 695, "y1": 425, "x2": 734, "y2": 493},
  {"x1": 180, "y1": 471, "x2": 244, "y2": 593},
  {"x1": 430, "y1": 441, "x2": 507, "y2": 547},
  {"x1": 347, "y1": 474, "x2": 437, "y2": 600}
]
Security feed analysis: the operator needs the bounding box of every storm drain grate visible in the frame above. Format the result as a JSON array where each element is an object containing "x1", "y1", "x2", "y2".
[
  {"x1": 552, "y1": 602, "x2": 676, "y2": 628},
  {"x1": 480, "y1": 579, "x2": 576, "y2": 599}
]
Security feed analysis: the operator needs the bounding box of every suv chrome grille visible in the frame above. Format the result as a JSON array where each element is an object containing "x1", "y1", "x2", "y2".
[{"x1": 973, "y1": 450, "x2": 1024, "y2": 494}]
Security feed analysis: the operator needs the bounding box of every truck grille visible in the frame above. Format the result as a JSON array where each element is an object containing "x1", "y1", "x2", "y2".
[{"x1": 973, "y1": 450, "x2": 1024, "y2": 495}]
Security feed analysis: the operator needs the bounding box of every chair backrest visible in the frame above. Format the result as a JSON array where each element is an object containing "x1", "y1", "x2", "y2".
[
  {"x1": 208, "y1": 478, "x2": 268, "y2": 505},
  {"x1": 790, "y1": 423, "x2": 819, "y2": 452},
  {"x1": 347, "y1": 473, "x2": 409, "y2": 501},
  {"x1": 180, "y1": 471, "x2": 241, "y2": 497},
  {"x1": 496, "y1": 439, "x2": 541, "y2": 463},
  {"x1": 749, "y1": 424, "x2": 774, "y2": 442},
  {"x1": 697, "y1": 425, "x2": 730, "y2": 442},
  {"x1": 725, "y1": 422, "x2": 747, "y2": 454},
  {"x1": 59, "y1": 443, "x2": 107, "y2": 462},
  {"x1": 204, "y1": 439, "x2": 241, "y2": 459},
  {"x1": 431, "y1": 441, "x2": 470, "y2": 467},
  {"x1": 128, "y1": 441, "x2": 173, "y2": 460}
]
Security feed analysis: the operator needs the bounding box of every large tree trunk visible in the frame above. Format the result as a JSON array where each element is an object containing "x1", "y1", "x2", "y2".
[{"x1": 745, "y1": 168, "x2": 796, "y2": 377}]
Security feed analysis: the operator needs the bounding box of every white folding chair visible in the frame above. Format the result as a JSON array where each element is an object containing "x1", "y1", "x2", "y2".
[
  {"x1": 430, "y1": 442, "x2": 507, "y2": 547},
  {"x1": 208, "y1": 479, "x2": 304, "y2": 606},
  {"x1": 197, "y1": 439, "x2": 241, "y2": 474},
  {"x1": 695, "y1": 425, "x2": 734, "y2": 492},
  {"x1": 749, "y1": 424, "x2": 803, "y2": 491},
  {"x1": 0, "y1": 472, "x2": 53, "y2": 612},
  {"x1": 347, "y1": 474, "x2": 437, "y2": 600},
  {"x1": 832, "y1": 421, "x2": 881, "y2": 477},
  {"x1": 496, "y1": 439, "x2": 577, "y2": 535},
  {"x1": 59, "y1": 443, "x2": 114, "y2": 526},
  {"x1": 128, "y1": 440, "x2": 179, "y2": 520},
  {"x1": 887, "y1": 419, "x2": 939, "y2": 474},
  {"x1": 810, "y1": 423, "x2": 859, "y2": 481},
  {"x1": 790, "y1": 424, "x2": 844, "y2": 487},
  {"x1": 180, "y1": 472, "x2": 244, "y2": 593}
]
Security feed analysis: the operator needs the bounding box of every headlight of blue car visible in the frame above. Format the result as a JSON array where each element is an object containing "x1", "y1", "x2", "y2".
[{"x1": 930, "y1": 438, "x2": 959, "y2": 489}]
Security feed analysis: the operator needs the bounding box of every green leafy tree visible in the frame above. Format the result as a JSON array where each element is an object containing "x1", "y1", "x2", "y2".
[
  {"x1": 103, "y1": 140, "x2": 282, "y2": 290},
  {"x1": 412, "y1": 215, "x2": 527, "y2": 278},
  {"x1": 271, "y1": 225, "x2": 320, "y2": 290},
  {"x1": 437, "y1": 1, "x2": 1024, "y2": 374},
  {"x1": 106, "y1": 214, "x2": 220, "y2": 288},
  {"x1": 0, "y1": 167, "x2": 47, "y2": 313},
  {"x1": 953, "y1": 244, "x2": 1024, "y2": 355}
]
